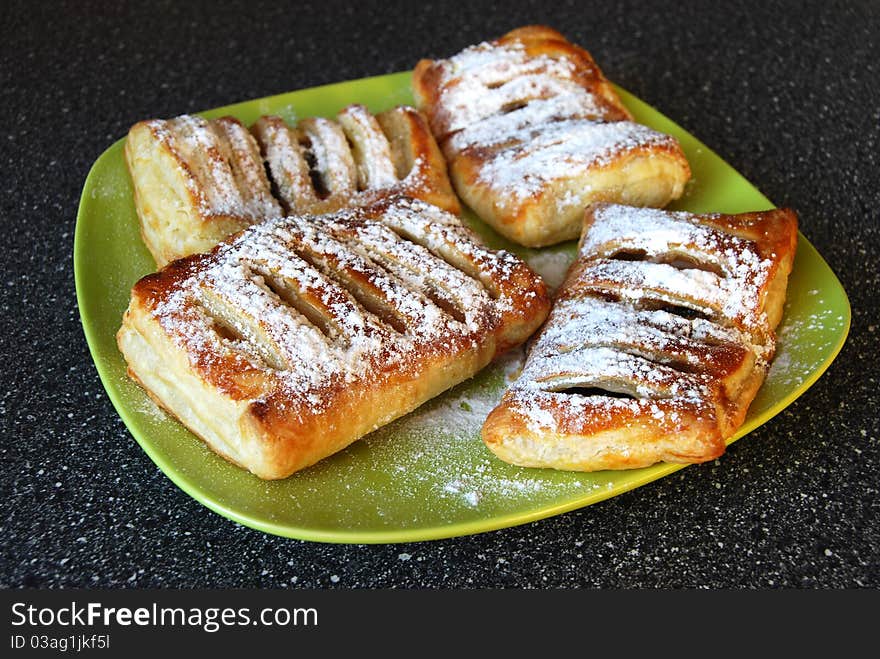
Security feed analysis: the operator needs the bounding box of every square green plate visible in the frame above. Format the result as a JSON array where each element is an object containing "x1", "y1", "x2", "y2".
[{"x1": 74, "y1": 71, "x2": 851, "y2": 543}]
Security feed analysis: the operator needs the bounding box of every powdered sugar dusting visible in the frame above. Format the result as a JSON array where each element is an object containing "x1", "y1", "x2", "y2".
[
  {"x1": 581, "y1": 204, "x2": 776, "y2": 340},
  {"x1": 433, "y1": 40, "x2": 591, "y2": 135},
  {"x1": 253, "y1": 116, "x2": 319, "y2": 210},
  {"x1": 491, "y1": 204, "x2": 795, "y2": 453},
  {"x1": 132, "y1": 393, "x2": 170, "y2": 425},
  {"x1": 143, "y1": 197, "x2": 539, "y2": 414},
  {"x1": 141, "y1": 106, "x2": 457, "y2": 267},
  {"x1": 149, "y1": 115, "x2": 279, "y2": 219},
  {"x1": 767, "y1": 302, "x2": 846, "y2": 389},
  {"x1": 476, "y1": 120, "x2": 676, "y2": 202},
  {"x1": 301, "y1": 116, "x2": 357, "y2": 197},
  {"x1": 448, "y1": 93, "x2": 605, "y2": 152},
  {"x1": 337, "y1": 104, "x2": 398, "y2": 188},
  {"x1": 256, "y1": 107, "x2": 455, "y2": 216},
  {"x1": 355, "y1": 348, "x2": 599, "y2": 508},
  {"x1": 419, "y1": 28, "x2": 687, "y2": 243},
  {"x1": 216, "y1": 118, "x2": 284, "y2": 218}
]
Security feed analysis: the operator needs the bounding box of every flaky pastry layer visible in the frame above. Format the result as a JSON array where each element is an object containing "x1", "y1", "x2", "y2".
[
  {"x1": 125, "y1": 115, "x2": 282, "y2": 268},
  {"x1": 118, "y1": 196, "x2": 549, "y2": 479},
  {"x1": 482, "y1": 203, "x2": 798, "y2": 471},
  {"x1": 413, "y1": 25, "x2": 691, "y2": 247},
  {"x1": 125, "y1": 105, "x2": 459, "y2": 268},
  {"x1": 253, "y1": 105, "x2": 459, "y2": 217}
]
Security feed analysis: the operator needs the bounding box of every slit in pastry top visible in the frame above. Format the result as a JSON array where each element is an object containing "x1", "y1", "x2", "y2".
[
  {"x1": 117, "y1": 195, "x2": 551, "y2": 479},
  {"x1": 124, "y1": 105, "x2": 460, "y2": 268},
  {"x1": 481, "y1": 202, "x2": 798, "y2": 473},
  {"x1": 253, "y1": 104, "x2": 460, "y2": 217},
  {"x1": 412, "y1": 25, "x2": 692, "y2": 248}
]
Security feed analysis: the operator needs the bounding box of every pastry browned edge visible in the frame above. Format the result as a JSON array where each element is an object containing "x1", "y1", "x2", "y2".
[
  {"x1": 117, "y1": 196, "x2": 550, "y2": 479},
  {"x1": 124, "y1": 105, "x2": 459, "y2": 268},
  {"x1": 413, "y1": 25, "x2": 691, "y2": 248},
  {"x1": 482, "y1": 202, "x2": 798, "y2": 472}
]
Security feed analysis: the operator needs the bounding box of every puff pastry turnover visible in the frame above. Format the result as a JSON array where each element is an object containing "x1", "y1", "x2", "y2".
[
  {"x1": 125, "y1": 105, "x2": 459, "y2": 268},
  {"x1": 117, "y1": 196, "x2": 550, "y2": 479},
  {"x1": 413, "y1": 25, "x2": 691, "y2": 247},
  {"x1": 482, "y1": 203, "x2": 798, "y2": 471},
  {"x1": 253, "y1": 104, "x2": 459, "y2": 217},
  {"x1": 125, "y1": 114, "x2": 283, "y2": 269}
]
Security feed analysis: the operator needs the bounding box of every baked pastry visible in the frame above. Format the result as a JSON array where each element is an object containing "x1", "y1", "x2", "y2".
[
  {"x1": 125, "y1": 105, "x2": 459, "y2": 268},
  {"x1": 117, "y1": 196, "x2": 550, "y2": 479},
  {"x1": 125, "y1": 114, "x2": 283, "y2": 268},
  {"x1": 412, "y1": 25, "x2": 691, "y2": 247},
  {"x1": 482, "y1": 203, "x2": 798, "y2": 471},
  {"x1": 253, "y1": 105, "x2": 459, "y2": 217}
]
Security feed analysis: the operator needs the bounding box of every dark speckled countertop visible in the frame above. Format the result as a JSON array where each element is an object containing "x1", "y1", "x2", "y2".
[{"x1": 2, "y1": 0, "x2": 877, "y2": 588}]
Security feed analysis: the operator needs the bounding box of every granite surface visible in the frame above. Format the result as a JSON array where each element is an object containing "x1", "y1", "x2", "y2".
[{"x1": 1, "y1": 0, "x2": 877, "y2": 588}]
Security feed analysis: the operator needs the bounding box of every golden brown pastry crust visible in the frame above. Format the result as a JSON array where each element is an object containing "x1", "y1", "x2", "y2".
[
  {"x1": 414, "y1": 25, "x2": 632, "y2": 141},
  {"x1": 482, "y1": 203, "x2": 798, "y2": 471},
  {"x1": 125, "y1": 105, "x2": 459, "y2": 268},
  {"x1": 252, "y1": 105, "x2": 460, "y2": 218},
  {"x1": 117, "y1": 196, "x2": 550, "y2": 480},
  {"x1": 412, "y1": 25, "x2": 691, "y2": 247},
  {"x1": 125, "y1": 115, "x2": 282, "y2": 268}
]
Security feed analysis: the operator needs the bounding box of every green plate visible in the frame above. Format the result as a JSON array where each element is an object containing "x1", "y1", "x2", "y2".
[{"x1": 74, "y1": 71, "x2": 851, "y2": 543}]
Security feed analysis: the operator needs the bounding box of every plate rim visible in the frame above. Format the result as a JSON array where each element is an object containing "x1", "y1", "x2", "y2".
[{"x1": 73, "y1": 72, "x2": 853, "y2": 544}]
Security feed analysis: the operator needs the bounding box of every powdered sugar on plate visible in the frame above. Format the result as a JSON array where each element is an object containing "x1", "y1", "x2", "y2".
[
  {"x1": 355, "y1": 348, "x2": 603, "y2": 510},
  {"x1": 767, "y1": 300, "x2": 847, "y2": 389},
  {"x1": 523, "y1": 247, "x2": 575, "y2": 292}
]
